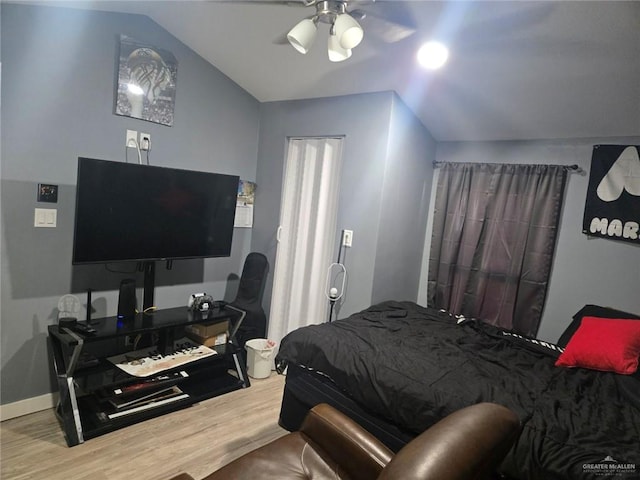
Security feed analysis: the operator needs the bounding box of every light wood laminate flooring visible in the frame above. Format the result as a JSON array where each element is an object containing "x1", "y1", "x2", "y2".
[{"x1": 1, "y1": 373, "x2": 287, "y2": 480}]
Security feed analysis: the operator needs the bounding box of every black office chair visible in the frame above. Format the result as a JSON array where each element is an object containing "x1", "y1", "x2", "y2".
[{"x1": 229, "y1": 252, "x2": 269, "y2": 350}]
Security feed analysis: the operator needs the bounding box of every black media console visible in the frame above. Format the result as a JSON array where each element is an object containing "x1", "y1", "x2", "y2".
[{"x1": 47, "y1": 305, "x2": 249, "y2": 446}]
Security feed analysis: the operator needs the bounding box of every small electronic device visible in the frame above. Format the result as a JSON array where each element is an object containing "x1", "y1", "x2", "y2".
[
  {"x1": 58, "y1": 317, "x2": 77, "y2": 332},
  {"x1": 73, "y1": 322, "x2": 97, "y2": 335},
  {"x1": 188, "y1": 293, "x2": 214, "y2": 312},
  {"x1": 188, "y1": 293, "x2": 204, "y2": 309},
  {"x1": 117, "y1": 279, "x2": 137, "y2": 321}
]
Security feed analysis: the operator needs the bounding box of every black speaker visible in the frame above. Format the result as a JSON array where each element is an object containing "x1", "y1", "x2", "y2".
[{"x1": 117, "y1": 278, "x2": 137, "y2": 320}]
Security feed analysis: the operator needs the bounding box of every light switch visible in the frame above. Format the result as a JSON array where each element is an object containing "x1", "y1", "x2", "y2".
[
  {"x1": 46, "y1": 210, "x2": 56, "y2": 225},
  {"x1": 35, "y1": 208, "x2": 57, "y2": 227}
]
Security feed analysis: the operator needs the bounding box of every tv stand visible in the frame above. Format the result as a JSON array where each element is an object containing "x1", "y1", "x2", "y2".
[{"x1": 48, "y1": 305, "x2": 249, "y2": 447}]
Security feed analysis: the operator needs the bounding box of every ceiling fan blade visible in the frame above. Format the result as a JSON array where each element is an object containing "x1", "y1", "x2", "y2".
[
  {"x1": 209, "y1": 0, "x2": 312, "y2": 6},
  {"x1": 355, "y1": 10, "x2": 415, "y2": 43}
]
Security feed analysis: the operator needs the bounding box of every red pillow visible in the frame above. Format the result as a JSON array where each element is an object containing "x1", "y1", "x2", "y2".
[{"x1": 555, "y1": 316, "x2": 640, "y2": 374}]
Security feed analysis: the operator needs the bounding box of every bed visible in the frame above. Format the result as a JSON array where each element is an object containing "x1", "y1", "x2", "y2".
[{"x1": 275, "y1": 301, "x2": 640, "y2": 480}]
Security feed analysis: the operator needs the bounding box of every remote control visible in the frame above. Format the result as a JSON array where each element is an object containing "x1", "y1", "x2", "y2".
[{"x1": 73, "y1": 322, "x2": 97, "y2": 335}]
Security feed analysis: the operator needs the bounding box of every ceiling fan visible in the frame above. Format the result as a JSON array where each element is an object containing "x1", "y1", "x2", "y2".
[
  {"x1": 223, "y1": 0, "x2": 416, "y2": 62},
  {"x1": 219, "y1": 0, "x2": 555, "y2": 67}
]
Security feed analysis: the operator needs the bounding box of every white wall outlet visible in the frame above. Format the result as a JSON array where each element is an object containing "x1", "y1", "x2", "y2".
[
  {"x1": 126, "y1": 129, "x2": 137, "y2": 148},
  {"x1": 342, "y1": 229, "x2": 353, "y2": 247},
  {"x1": 139, "y1": 133, "x2": 151, "y2": 151}
]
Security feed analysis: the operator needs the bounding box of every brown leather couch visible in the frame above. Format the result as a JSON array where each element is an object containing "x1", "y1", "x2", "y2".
[{"x1": 169, "y1": 402, "x2": 520, "y2": 480}]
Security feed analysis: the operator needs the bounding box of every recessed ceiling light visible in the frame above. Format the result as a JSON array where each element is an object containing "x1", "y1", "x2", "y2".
[{"x1": 417, "y1": 41, "x2": 449, "y2": 70}]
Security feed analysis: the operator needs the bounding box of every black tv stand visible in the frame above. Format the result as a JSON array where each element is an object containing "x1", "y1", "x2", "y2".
[{"x1": 48, "y1": 305, "x2": 249, "y2": 447}]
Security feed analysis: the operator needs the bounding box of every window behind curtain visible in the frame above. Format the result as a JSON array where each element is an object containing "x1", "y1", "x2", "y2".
[{"x1": 427, "y1": 163, "x2": 567, "y2": 336}]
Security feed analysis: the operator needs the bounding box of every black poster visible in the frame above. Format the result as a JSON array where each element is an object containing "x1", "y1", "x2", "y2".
[{"x1": 582, "y1": 144, "x2": 640, "y2": 244}]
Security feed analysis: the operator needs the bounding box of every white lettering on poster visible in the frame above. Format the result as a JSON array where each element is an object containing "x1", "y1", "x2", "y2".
[{"x1": 589, "y1": 217, "x2": 639, "y2": 240}]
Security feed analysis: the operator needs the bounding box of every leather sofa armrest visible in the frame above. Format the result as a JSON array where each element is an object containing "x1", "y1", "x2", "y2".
[
  {"x1": 378, "y1": 403, "x2": 521, "y2": 480},
  {"x1": 300, "y1": 403, "x2": 394, "y2": 480}
]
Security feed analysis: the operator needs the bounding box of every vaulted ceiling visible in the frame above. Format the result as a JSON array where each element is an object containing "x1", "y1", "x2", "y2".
[{"x1": 15, "y1": 1, "x2": 640, "y2": 141}]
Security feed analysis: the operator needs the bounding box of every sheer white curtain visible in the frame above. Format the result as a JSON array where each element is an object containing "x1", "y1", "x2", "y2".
[{"x1": 268, "y1": 137, "x2": 343, "y2": 346}]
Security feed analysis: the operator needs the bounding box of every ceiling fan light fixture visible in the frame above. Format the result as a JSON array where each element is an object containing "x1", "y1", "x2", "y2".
[
  {"x1": 328, "y1": 33, "x2": 352, "y2": 62},
  {"x1": 334, "y1": 12, "x2": 363, "y2": 50},
  {"x1": 287, "y1": 18, "x2": 317, "y2": 54}
]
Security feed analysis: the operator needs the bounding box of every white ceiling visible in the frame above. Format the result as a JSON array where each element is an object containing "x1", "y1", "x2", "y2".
[{"x1": 18, "y1": 0, "x2": 640, "y2": 141}]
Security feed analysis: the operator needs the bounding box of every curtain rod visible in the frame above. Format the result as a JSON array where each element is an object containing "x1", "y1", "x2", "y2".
[{"x1": 432, "y1": 162, "x2": 582, "y2": 173}]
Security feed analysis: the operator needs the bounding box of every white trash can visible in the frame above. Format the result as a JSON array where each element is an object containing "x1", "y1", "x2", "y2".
[{"x1": 245, "y1": 339, "x2": 276, "y2": 379}]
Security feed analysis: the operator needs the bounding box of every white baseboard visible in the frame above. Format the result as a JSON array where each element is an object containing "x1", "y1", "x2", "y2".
[{"x1": 0, "y1": 393, "x2": 58, "y2": 421}]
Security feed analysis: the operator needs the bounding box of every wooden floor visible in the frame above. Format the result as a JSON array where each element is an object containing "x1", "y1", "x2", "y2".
[{"x1": 0, "y1": 373, "x2": 287, "y2": 480}]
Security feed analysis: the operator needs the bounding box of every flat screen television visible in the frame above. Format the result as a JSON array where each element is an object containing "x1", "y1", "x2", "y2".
[{"x1": 72, "y1": 157, "x2": 239, "y2": 264}]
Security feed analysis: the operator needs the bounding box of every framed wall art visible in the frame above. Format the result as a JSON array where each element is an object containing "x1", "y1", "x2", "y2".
[{"x1": 115, "y1": 35, "x2": 178, "y2": 126}]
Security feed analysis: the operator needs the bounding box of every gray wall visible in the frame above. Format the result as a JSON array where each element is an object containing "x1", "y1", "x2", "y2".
[
  {"x1": 253, "y1": 92, "x2": 436, "y2": 325},
  {"x1": 372, "y1": 95, "x2": 436, "y2": 303},
  {"x1": 1, "y1": 4, "x2": 260, "y2": 404},
  {"x1": 418, "y1": 138, "x2": 640, "y2": 343}
]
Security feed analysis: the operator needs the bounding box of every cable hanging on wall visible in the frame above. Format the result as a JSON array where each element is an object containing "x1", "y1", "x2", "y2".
[{"x1": 125, "y1": 137, "x2": 142, "y2": 164}]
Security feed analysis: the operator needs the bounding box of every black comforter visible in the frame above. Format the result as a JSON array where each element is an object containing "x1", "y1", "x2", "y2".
[{"x1": 275, "y1": 301, "x2": 640, "y2": 480}]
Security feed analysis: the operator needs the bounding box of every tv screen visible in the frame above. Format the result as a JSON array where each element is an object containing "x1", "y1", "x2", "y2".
[{"x1": 72, "y1": 157, "x2": 239, "y2": 264}]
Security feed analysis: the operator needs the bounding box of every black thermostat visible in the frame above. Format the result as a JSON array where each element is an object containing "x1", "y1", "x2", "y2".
[{"x1": 38, "y1": 183, "x2": 58, "y2": 203}]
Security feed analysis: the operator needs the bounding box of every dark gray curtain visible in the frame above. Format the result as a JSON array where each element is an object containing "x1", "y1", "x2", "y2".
[{"x1": 427, "y1": 163, "x2": 567, "y2": 336}]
